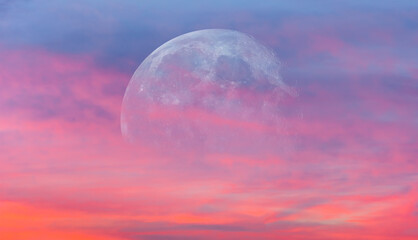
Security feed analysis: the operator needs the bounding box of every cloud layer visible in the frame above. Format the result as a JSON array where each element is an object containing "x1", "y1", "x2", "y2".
[{"x1": 0, "y1": 0, "x2": 417, "y2": 239}]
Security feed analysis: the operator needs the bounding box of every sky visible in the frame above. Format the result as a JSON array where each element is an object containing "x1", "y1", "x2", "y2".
[{"x1": 0, "y1": 0, "x2": 417, "y2": 239}]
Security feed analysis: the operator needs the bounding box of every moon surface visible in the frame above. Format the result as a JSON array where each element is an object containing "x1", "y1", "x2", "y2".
[{"x1": 121, "y1": 29, "x2": 296, "y2": 155}]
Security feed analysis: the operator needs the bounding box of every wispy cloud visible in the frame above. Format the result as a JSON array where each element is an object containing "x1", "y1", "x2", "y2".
[{"x1": 0, "y1": 0, "x2": 416, "y2": 239}]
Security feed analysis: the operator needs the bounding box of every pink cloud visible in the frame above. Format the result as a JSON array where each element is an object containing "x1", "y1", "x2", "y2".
[{"x1": 0, "y1": 42, "x2": 416, "y2": 240}]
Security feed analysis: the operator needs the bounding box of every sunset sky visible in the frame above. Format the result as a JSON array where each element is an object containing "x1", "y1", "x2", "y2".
[{"x1": 0, "y1": 0, "x2": 417, "y2": 239}]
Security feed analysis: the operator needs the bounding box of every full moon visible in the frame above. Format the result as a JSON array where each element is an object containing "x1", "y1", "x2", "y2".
[{"x1": 121, "y1": 29, "x2": 296, "y2": 156}]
